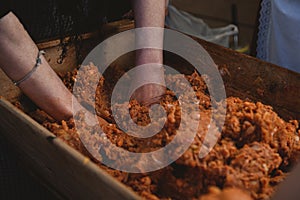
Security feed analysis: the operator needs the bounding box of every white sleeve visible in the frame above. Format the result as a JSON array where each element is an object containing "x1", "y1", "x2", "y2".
[{"x1": 257, "y1": 0, "x2": 300, "y2": 73}]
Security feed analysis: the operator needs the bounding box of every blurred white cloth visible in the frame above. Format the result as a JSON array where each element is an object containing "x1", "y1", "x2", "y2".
[
  {"x1": 165, "y1": 5, "x2": 238, "y2": 48},
  {"x1": 257, "y1": 0, "x2": 300, "y2": 73}
]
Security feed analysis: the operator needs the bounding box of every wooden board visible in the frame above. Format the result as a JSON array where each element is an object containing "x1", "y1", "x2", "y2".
[
  {"x1": 0, "y1": 97, "x2": 140, "y2": 200},
  {"x1": 165, "y1": 37, "x2": 300, "y2": 120},
  {"x1": 0, "y1": 19, "x2": 299, "y2": 199}
]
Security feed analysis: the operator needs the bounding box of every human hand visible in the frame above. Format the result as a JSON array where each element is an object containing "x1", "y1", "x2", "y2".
[
  {"x1": 131, "y1": 83, "x2": 166, "y2": 106},
  {"x1": 129, "y1": 50, "x2": 166, "y2": 106}
]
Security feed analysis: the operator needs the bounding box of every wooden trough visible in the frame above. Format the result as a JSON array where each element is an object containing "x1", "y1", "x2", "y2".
[{"x1": 0, "y1": 19, "x2": 299, "y2": 199}]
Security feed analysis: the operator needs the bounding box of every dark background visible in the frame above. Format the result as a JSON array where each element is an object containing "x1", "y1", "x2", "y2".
[{"x1": 9, "y1": 0, "x2": 131, "y2": 41}]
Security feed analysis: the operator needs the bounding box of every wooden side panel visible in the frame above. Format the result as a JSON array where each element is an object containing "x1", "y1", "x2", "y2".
[
  {"x1": 0, "y1": 98, "x2": 140, "y2": 200},
  {"x1": 160, "y1": 32, "x2": 300, "y2": 120},
  {"x1": 197, "y1": 39, "x2": 300, "y2": 120},
  {"x1": 37, "y1": 32, "x2": 102, "y2": 73}
]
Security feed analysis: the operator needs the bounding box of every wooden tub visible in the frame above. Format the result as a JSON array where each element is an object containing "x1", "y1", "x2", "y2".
[{"x1": 0, "y1": 19, "x2": 299, "y2": 199}]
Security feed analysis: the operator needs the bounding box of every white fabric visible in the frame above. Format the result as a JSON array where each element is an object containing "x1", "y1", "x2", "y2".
[
  {"x1": 257, "y1": 0, "x2": 300, "y2": 73},
  {"x1": 165, "y1": 5, "x2": 238, "y2": 48}
]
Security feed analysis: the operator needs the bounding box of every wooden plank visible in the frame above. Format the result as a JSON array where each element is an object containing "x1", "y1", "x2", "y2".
[
  {"x1": 0, "y1": 97, "x2": 140, "y2": 200},
  {"x1": 40, "y1": 34, "x2": 102, "y2": 73},
  {"x1": 101, "y1": 19, "x2": 135, "y2": 38},
  {"x1": 164, "y1": 36, "x2": 300, "y2": 120},
  {"x1": 36, "y1": 32, "x2": 100, "y2": 50},
  {"x1": 198, "y1": 39, "x2": 300, "y2": 120}
]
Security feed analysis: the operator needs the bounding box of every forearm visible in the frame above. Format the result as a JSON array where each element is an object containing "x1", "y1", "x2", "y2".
[
  {"x1": 129, "y1": 0, "x2": 167, "y2": 105},
  {"x1": 0, "y1": 13, "x2": 40, "y2": 80},
  {"x1": 132, "y1": 0, "x2": 166, "y2": 28},
  {"x1": 0, "y1": 12, "x2": 81, "y2": 120},
  {"x1": 132, "y1": 0, "x2": 166, "y2": 65}
]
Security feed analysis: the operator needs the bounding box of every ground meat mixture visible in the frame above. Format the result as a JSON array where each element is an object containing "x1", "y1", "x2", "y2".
[
  {"x1": 26, "y1": 64, "x2": 300, "y2": 200},
  {"x1": 199, "y1": 187, "x2": 252, "y2": 200}
]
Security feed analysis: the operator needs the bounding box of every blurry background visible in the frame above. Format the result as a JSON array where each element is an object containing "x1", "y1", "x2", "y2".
[{"x1": 171, "y1": 0, "x2": 261, "y2": 52}]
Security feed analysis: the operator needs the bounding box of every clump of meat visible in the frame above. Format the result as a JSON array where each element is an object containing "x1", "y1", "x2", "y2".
[{"x1": 27, "y1": 65, "x2": 300, "y2": 200}]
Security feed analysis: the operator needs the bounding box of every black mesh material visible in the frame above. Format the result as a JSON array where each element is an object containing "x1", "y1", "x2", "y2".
[
  {"x1": 3, "y1": 0, "x2": 131, "y2": 41},
  {"x1": 9, "y1": 0, "x2": 109, "y2": 41},
  {"x1": 0, "y1": 1, "x2": 11, "y2": 18}
]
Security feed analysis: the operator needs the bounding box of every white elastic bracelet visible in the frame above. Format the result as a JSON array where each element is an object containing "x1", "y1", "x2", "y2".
[{"x1": 13, "y1": 50, "x2": 45, "y2": 86}]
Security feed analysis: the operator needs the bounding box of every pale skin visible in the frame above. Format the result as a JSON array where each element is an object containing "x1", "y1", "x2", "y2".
[
  {"x1": 0, "y1": 12, "x2": 83, "y2": 121},
  {"x1": 131, "y1": 0, "x2": 167, "y2": 106},
  {"x1": 0, "y1": 0, "x2": 167, "y2": 121}
]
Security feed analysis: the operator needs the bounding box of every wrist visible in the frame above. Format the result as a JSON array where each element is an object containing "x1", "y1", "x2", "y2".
[{"x1": 136, "y1": 49, "x2": 163, "y2": 66}]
